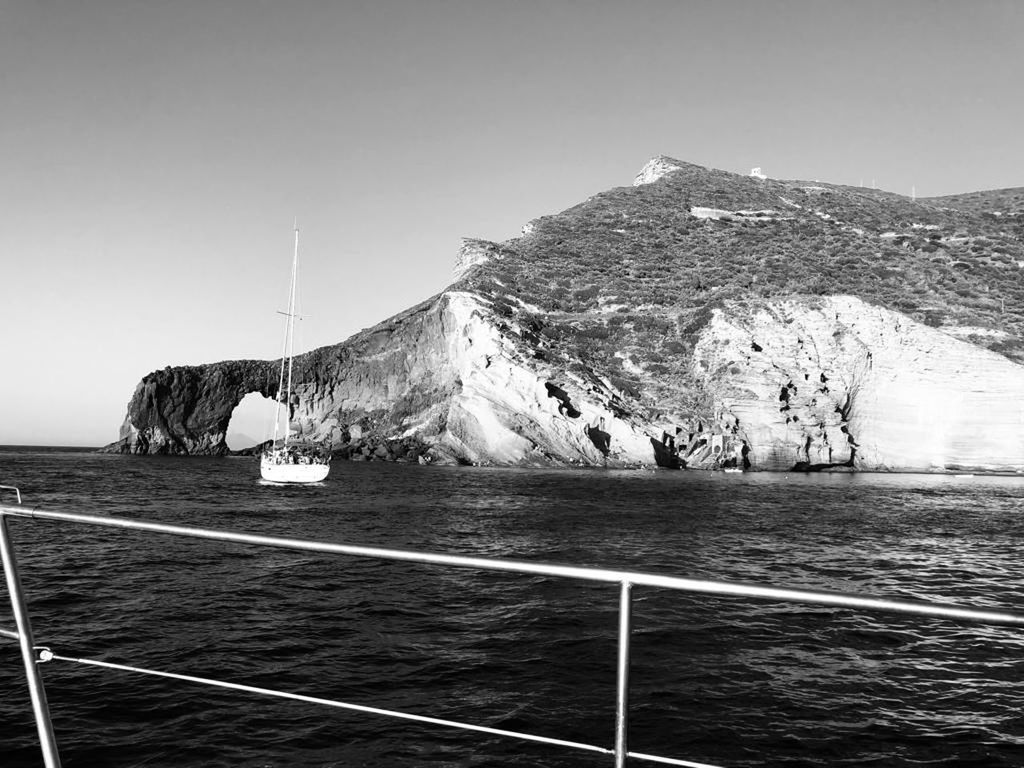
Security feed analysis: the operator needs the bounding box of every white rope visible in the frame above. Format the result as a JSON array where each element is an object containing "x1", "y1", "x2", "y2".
[
  {"x1": 629, "y1": 750, "x2": 726, "y2": 767},
  {"x1": 45, "y1": 653, "x2": 613, "y2": 756}
]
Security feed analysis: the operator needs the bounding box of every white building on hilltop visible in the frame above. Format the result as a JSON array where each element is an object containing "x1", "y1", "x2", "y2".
[{"x1": 750, "y1": 167, "x2": 767, "y2": 180}]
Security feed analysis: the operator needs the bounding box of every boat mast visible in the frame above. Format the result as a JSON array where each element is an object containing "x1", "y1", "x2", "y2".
[
  {"x1": 284, "y1": 223, "x2": 299, "y2": 448},
  {"x1": 271, "y1": 223, "x2": 299, "y2": 450}
]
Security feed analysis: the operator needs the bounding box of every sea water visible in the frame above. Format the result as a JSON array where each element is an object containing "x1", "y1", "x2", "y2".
[{"x1": 0, "y1": 447, "x2": 1022, "y2": 767}]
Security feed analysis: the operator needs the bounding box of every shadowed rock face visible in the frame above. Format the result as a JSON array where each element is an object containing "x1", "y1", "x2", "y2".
[
  {"x1": 107, "y1": 360, "x2": 280, "y2": 455},
  {"x1": 106, "y1": 158, "x2": 1024, "y2": 472}
]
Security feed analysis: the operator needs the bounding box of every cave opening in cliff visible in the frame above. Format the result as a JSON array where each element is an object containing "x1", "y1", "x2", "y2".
[{"x1": 227, "y1": 392, "x2": 278, "y2": 451}]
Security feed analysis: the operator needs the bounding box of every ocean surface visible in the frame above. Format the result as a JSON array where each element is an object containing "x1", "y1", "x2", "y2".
[{"x1": 1, "y1": 447, "x2": 1023, "y2": 768}]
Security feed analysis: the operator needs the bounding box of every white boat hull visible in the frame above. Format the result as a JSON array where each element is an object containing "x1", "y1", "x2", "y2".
[{"x1": 260, "y1": 456, "x2": 330, "y2": 484}]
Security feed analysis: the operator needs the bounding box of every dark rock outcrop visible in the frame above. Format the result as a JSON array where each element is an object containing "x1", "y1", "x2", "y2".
[{"x1": 106, "y1": 360, "x2": 278, "y2": 455}]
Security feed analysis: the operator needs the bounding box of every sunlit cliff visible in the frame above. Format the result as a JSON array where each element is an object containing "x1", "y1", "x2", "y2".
[{"x1": 105, "y1": 157, "x2": 1024, "y2": 472}]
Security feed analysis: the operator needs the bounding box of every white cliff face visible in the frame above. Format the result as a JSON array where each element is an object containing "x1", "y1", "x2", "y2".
[
  {"x1": 633, "y1": 156, "x2": 686, "y2": 186},
  {"x1": 437, "y1": 291, "x2": 540, "y2": 463},
  {"x1": 694, "y1": 296, "x2": 1024, "y2": 472},
  {"x1": 435, "y1": 292, "x2": 661, "y2": 465},
  {"x1": 452, "y1": 238, "x2": 505, "y2": 281},
  {"x1": 835, "y1": 297, "x2": 1024, "y2": 472}
]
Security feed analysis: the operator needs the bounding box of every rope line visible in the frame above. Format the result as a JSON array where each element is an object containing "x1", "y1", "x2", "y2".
[
  {"x1": 1, "y1": 627, "x2": 20, "y2": 640},
  {"x1": 629, "y1": 751, "x2": 726, "y2": 767},
  {"x1": 45, "y1": 653, "x2": 614, "y2": 757}
]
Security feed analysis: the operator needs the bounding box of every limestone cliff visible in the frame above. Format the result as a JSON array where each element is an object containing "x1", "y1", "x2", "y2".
[
  {"x1": 106, "y1": 158, "x2": 1024, "y2": 472},
  {"x1": 692, "y1": 296, "x2": 1024, "y2": 472}
]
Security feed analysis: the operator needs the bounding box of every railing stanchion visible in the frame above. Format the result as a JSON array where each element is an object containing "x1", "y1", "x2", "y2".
[
  {"x1": 0, "y1": 515, "x2": 62, "y2": 768},
  {"x1": 615, "y1": 580, "x2": 632, "y2": 768}
]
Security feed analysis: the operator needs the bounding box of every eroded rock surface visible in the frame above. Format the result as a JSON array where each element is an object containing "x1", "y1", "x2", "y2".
[{"x1": 694, "y1": 296, "x2": 1024, "y2": 472}]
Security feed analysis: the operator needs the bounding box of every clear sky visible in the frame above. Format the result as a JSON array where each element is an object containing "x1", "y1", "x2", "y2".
[{"x1": 2, "y1": 0, "x2": 1022, "y2": 447}]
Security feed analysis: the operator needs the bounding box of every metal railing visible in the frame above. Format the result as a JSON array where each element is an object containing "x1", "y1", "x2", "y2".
[{"x1": 3, "y1": 496, "x2": 1024, "y2": 768}]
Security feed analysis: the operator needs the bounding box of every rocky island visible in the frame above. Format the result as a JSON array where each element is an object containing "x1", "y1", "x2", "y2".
[{"x1": 104, "y1": 157, "x2": 1024, "y2": 472}]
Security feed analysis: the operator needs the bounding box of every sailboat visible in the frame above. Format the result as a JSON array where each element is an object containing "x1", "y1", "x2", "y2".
[{"x1": 260, "y1": 225, "x2": 331, "y2": 484}]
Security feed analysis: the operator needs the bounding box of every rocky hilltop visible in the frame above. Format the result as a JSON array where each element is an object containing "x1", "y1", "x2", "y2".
[{"x1": 105, "y1": 157, "x2": 1024, "y2": 472}]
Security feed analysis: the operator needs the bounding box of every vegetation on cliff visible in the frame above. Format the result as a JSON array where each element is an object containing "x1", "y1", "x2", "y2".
[{"x1": 460, "y1": 158, "x2": 1024, "y2": 428}]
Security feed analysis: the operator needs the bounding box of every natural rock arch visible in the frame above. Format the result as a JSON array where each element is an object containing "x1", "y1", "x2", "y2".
[{"x1": 108, "y1": 360, "x2": 280, "y2": 455}]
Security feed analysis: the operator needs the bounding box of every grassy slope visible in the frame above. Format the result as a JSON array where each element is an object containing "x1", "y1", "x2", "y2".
[
  {"x1": 457, "y1": 160, "x2": 1024, "y2": 424},
  {"x1": 922, "y1": 187, "x2": 1024, "y2": 217}
]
